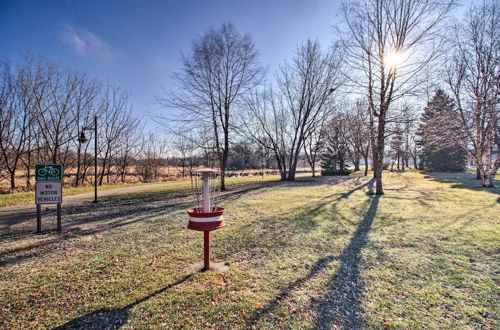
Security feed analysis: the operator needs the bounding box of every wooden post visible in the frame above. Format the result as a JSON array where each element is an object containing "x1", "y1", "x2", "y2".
[
  {"x1": 56, "y1": 204, "x2": 61, "y2": 231},
  {"x1": 36, "y1": 204, "x2": 41, "y2": 233}
]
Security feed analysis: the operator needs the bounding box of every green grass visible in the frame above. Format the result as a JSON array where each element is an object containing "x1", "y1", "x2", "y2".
[{"x1": 0, "y1": 171, "x2": 498, "y2": 328}]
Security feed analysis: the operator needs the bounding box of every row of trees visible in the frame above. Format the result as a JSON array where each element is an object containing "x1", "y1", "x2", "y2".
[
  {"x1": 165, "y1": 0, "x2": 498, "y2": 192},
  {"x1": 2, "y1": 1, "x2": 497, "y2": 192},
  {"x1": 0, "y1": 55, "x2": 145, "y2": 191}
]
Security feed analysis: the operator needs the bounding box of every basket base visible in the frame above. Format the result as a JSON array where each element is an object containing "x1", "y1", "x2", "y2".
[{"x1": 188, "y1": 260, "x2": 229, "y2": 273}]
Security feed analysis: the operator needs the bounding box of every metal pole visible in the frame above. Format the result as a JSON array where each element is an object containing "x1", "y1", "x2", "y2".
[
  {"x1": 204, "y1": 231, "x2": 210, "y2": 270},
  {"x1": 202, "y1": 172, "x2": 210, "y2": 212},
  {"x1": 93, "y1": 115, "x2": 98, "y2": 203},
  {"x1": 261, "y1": 148, "x2": 265, "y2": 179},
  {"x1": 36, "y1": 204, "x2": 41, "y2": 233},
  {"x1": 56, "y1": 204, "x2": 61, "y2": 231}
]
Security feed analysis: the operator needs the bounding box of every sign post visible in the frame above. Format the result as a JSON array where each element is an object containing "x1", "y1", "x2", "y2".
[{"x1": 35, "y1": 164, "x2": 63, "y2": 232}]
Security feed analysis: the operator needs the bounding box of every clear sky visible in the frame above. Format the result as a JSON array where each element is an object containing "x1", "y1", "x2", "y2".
[{"x1": 0, "y1": 0, "x2": 341, "y2": 126}]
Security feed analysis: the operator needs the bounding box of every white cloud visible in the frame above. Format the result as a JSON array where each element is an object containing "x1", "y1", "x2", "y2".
[{"x1": 58, "y1": 24, "x2": 118, "y2": 60}]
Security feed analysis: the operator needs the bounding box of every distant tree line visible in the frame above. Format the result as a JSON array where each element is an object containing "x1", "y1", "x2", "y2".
[
  {"x1": 161, "y1": 0, "x2": 498, "y2": 190},
  {"x1": 0, "y1": 55, "x2": 219, "y2": 192},
  {"x1": 0, "y1": 50, "x2": 292, "y2": 193},
  {"x1": 0, "y1": 55, "x2": 145, "y2": 191},
  {"x1": 3, "y1": 1, "x2": 497, "y2": 193}
]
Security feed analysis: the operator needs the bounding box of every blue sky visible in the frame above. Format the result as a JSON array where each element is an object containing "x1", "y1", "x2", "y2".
[{"x1": 0, "y1": 0, "x2": 341, "y2": 125}]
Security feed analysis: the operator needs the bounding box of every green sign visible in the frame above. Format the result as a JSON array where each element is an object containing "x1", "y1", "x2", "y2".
[{"x1": 35, "y1": 164, "x2": 63, "y2": 182}]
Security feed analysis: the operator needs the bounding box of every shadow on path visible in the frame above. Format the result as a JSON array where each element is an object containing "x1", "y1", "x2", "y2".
[
  {"x1": 54, "y1": 274, "x2": 192, "y2": 329},
  {"x1": 0, "y1": 181, "x2": 273, "y2": 268}
]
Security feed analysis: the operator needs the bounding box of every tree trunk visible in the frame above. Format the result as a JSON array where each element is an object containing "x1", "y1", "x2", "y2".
[
  {"x1": 99, "y1": 161, "x2": 106, "y2": 186},
  {"x1": 476, "y1": 167, "x2": 481, "y2": 180},
  {"x1": 373, "y1": 133, "x2": 385, "y2": 195},
  {"x1": 25, "y1": 153, "x2": 32, "y2": 188},
  {"x1": 480, "y1": 163, "x2": 499, "y2": 187},
  {"x1": 353, "y1": 159, "x2": 360, "y2": 172},
  {"x1": 374, "y1": 167, "x2": 383, "y2": 195},
  {"x1": 481, "y1": 173, "x2": 494, "y2": 187},
  {"x1": 106, "y1": 164, "x2": 112, "y2": 184},
  {"x1": 374, "y1": 116, "x2": 386, "y2": 195},
  {"x1": 25, "y1": 164, "x2": 31, "y2": 188},
  {"x1": 363, "y1": 155, "x2": 368, "y2": 176},
  {"x1": 219, "y1": 148, "x2": 228, "y2": 191},
  {"x1": 10, "y1": 170, "x2": 16, "y2": 190}
]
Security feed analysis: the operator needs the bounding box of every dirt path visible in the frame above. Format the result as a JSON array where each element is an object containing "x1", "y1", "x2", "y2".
[{"x1": 0, "y1": 182, "x2": 186, "y2": 228}]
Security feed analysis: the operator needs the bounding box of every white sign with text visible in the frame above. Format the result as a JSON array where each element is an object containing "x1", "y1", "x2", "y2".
[{"x1": 35, "y1": 182, "x2": 63, "y2": 204}]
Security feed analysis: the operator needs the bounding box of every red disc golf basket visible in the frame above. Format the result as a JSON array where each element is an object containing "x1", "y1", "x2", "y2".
[{"x1": 187, "y1": 168, "x2": 224, "y2": 271}]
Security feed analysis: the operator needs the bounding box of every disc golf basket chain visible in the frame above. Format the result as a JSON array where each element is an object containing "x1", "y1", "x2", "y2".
[{"x1": 187, "y1": 169, "x2": 224, "y2": 270}]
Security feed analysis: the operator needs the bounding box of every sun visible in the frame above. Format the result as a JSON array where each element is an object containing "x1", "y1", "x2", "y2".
[{"x1": 384, "y1": 50, "x2": 405, "y2": 70}]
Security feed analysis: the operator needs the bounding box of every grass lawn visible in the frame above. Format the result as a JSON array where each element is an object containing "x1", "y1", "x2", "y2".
[
  {"x1": 0, "y1": 171, "x2": 498, "y2": 328},
  {"x1": 0, "y1": 180, "x2": 185, "y2": 208}
]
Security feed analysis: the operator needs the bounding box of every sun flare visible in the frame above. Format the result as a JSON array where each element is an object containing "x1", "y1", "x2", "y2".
[{"x1": 385, "y1": 50, "x2": 405, "y2": 70}]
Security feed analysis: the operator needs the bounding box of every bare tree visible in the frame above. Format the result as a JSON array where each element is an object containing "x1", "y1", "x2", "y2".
[
  {"x1": 114, "y1": 121, "x2": 141, "y2": 183},
  {"x1": 0, "y1": 54, "x2": 146, "y2": 191},
  {"x1": 170, "y1": 132, "x2": 198, "y2": 178},
  {"x1": 0, "y1": 59, "x2": 21, "y2": 190},
  {"x1": 445, "y1": 0, "x2": 499, "y2": 187},
  {"x1": 241, "y1": 40, "x2": 343, "y2": 180},
  {"x1": 159, "y1": 22, "x2": 264, "y2": 190},
  {"x1": 97, "y1": 85, "x2": 134, "y2": 185},
  {"x1": 136, "y1": 133, "x2": 167, "y2": 182},
  {"x1": 303, "y1": 120, "x2": 327, "y2": 177},
  {"x1": 0, "y1": 58, "x2": 39, "y2": 190},
  {"x1": 346, "y1": 100, "x2": 371, "y2": 175},
  {"x1": 340, "y1": 0, "x2": 456, "y2": 194},
  {"x1": 72, "y1": 76, "x2": 99, "y2": 186}
]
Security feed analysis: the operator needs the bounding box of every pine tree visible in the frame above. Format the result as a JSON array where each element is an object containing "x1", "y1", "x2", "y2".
[
  {"x1": 417, "y1": 90, "x2": 466, "y2": 172},
  {"x1": 320, "y1": 116, "x2": 352, "y2": 176},
  {"x1": 389, "y1": 124, "x2": 405, "y2": 171}
]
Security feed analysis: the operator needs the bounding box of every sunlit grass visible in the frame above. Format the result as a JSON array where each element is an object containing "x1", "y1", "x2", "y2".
[{"x1": 0, "y1": 171, "x2": 498, "y2": 328}]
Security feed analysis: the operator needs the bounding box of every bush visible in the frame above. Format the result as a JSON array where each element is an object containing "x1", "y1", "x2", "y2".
[{"x1": 321, "y1": 168, "x2": 352, "y2": 176}]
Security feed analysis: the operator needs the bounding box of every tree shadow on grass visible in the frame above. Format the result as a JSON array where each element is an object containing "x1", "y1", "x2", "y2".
[
  {"x1": 245, "y1": 255, "x2": 339, "y2": 327},
  {"x1": 423, "y1": 172, "x2": 500, "y2": 196},
  {"x1": 0, "y1": 182, "x2": 272, "y2": 268},
  {"x1": 54, "y1": 274, "x2": 192, "y2": 329},
  {"x1": 221, "y1": 177, "x2": 376, "y2": 262},
  {"x1": 245, "y1": 180, "x2": 379, "y2": 328},
  {"x1": 313, "y1": 194, "x2": 380, "y2": 329}
]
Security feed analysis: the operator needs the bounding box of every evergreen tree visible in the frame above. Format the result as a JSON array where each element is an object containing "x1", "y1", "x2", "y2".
[
  {"x1": 320, "y1": 115, "x2": 352, "y2": 176},
  {"x1": 417, "y1": 90, "x2": 466, "y2": 172},
  {"x1": 389, "y1": 124, "x2": 405, "y2": 171}
]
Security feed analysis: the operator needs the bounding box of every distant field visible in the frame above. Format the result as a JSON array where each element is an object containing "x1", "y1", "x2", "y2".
[
  {"x1": 0, "y1": 165, "x2": 183, "y2": 192},
  {"x1": 0, "y1": 171, "x2": 498, "y2": 328},
  {"x1": 0, "y1": 166, "x2": 292, "y2": 201}
]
